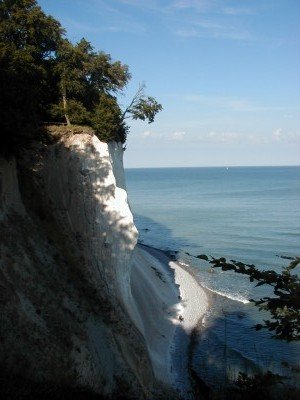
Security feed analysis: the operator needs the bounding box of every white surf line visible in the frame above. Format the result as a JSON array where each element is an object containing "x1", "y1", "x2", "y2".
[{"x1": 167, "y1": 260, "x2": 209, "y2": 398}]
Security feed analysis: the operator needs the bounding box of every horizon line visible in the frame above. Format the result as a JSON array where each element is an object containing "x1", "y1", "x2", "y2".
[{"x1": 125, "y1": 164, "x2": 300, "y2": 170}]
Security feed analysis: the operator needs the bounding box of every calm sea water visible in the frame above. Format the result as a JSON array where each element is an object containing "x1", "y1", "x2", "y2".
[{"x1": 125, "y1": 166, "x2": 300, "y2": 387}]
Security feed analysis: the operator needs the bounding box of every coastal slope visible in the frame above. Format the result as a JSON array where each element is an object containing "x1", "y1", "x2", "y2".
[
  {"x1": 0, "y1": 130, "x2": 152, "y2": 398},
  {"x1": 0, "y1": 128, "x2": 208, "y2": 399},
  {"x1": 131, "y1": 245, "x2": 208, "y2": 394}
]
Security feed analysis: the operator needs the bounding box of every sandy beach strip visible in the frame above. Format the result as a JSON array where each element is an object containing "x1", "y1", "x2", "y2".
[{"x1": 130, "y1": 244, "x2": 209, "y2": 391}]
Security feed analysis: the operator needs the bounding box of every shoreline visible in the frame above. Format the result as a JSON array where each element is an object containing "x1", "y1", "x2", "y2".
[
  {"x1": 138, "y1": 242, "x2": 215, "y2": 326},
  {"x1": 131, "y1": 243, "x2": 211, "y2": 397}
]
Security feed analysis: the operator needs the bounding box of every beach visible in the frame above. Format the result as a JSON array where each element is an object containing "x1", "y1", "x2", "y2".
[{"x1": 131, "y1": 244, "x2": 209, "y2": 396}]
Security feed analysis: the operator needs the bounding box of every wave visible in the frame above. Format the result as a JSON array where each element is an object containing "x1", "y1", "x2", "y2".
[
  {"x1": 179, "y1": 261, "x2": 190, "y2": 267},
  {"x1": 199, "y1": 283, "x2": 250, "y2": 304},
  {"x1": 178, "y1": 261, "x2": 250, "y2": 304}
]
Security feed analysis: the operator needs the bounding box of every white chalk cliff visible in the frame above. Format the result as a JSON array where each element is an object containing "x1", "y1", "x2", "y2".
[{"x1": 0, "y1": 130, "x2": 177, "y2": 398}]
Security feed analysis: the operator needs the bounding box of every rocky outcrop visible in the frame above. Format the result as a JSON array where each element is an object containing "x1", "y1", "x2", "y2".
[{"x1": 0, "y1": 130, "x2": 155, "y2": 398}]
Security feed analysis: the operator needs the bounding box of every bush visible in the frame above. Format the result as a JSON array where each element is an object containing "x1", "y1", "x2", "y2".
[{"x1": 92, "y1": 94, "x2": 128, "y2": 143}]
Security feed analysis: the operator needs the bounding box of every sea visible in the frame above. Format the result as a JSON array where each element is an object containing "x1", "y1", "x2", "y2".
[{"x1": 125, "y1": 166, "x2": 300, "y2": 389}]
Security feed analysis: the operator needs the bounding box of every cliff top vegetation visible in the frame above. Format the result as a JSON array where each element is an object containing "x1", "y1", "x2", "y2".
[{"x1": 0, "y1": 0, "x2": 162, "y2": 155}]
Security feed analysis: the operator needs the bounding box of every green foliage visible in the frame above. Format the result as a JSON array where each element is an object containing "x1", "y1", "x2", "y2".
[
  {"x1": 0, "y1": 0, "x2": 63, "y2": 153},
  {"x1": 0, "y1": 0, "x2": 62, "y2": 59},
  {"x1": 53, "y1": 37, "x2": 131, "y2": 126},
  {"x1": 50, "y1": 100, "x2": 90, "y2": 125},
  {"x1": 197, "y1": 254, "x2": 300, "y2": 341},
  {"x1": 92, "y1": 94, "x2": 128, "y2": 143},
  {"x1": 122, "y1": 83, "x2": 163, "y2": 124},
  {"x1": 227, "y1": 371, "x2": 288, "y2": 400},
  {"x1": 87, "y1": 50, "x2": 130, "y2": 94},
  {"x1": 130, "y1": 96, "x2": 163, "y2": 123},
  {"x1": 55, "y1": 39, "x2": 88, "y2": 94},
  {"x1": 0, "y1": 0, "x2": 162, "y2": 153},
  {"x1": 53, "y1": 37, "x2": 163, "y2": 134}
]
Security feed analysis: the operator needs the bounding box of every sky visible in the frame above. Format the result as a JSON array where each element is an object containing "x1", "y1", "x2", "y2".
[{"x1": 38, "y1": 0, "x2": 300, "y2": 167}]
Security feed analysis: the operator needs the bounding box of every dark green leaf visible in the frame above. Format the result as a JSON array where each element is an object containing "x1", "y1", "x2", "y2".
[{"x1": 196, "y1": 254, "x2": 209, "y2": 261}]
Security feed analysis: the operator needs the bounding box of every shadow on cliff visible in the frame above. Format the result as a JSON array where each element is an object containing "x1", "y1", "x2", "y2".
[
  {"x1": 128, "y1": 214, "x2": 208, "y2": 398},
  {"x1": 0, "y1": 369, "x2": 129, "y2": 400},
  {"x1": 3, "y1": 133, "x2": 279, "y2": 400},
  {"x1": 2, "y1": 137, "x2": 295, "y2": 400},
  {"x1": 19, "y1": 133, "x2": 137, "y2": 294},
  {"x1": 0, "y1": 133, "x2": 157, "y2": 399},
  {"x1": 131, "y1": 213, "x2": 200, "y2": 252}
]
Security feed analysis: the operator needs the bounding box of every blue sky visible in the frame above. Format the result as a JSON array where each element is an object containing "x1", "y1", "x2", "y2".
[{"x1": 39, "y1": 0, "x2": 300, "y2": 167}]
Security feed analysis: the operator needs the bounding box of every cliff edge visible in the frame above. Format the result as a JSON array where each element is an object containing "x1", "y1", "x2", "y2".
[{"x1": 0, "y1": 129, "x2": 156, "y2": 398}]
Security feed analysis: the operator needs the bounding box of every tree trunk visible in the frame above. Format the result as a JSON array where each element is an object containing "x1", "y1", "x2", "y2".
[{"x1": 62, "y1": 78, "x2": 70, "y2": 126}]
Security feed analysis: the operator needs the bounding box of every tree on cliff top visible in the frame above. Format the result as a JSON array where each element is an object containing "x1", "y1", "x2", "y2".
[
  {"x1": 51, "y1": 38, "x2": 130, "y2": 126},
  {"x1": 0, "y1": 0, "x2": 162, "y2": 153},
  {"x1": 50, "y1": 39, "x2": 162, "y2": 142},
  {"x1": 0, "y1": 0, "x2": 63, "y2": 153}
]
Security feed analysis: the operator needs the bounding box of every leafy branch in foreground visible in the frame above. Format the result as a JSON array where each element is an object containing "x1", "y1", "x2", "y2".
[
  {"x1": 196, "y1": 254, "x2": 300, "y2": 341},
  {"x1": 227, "y1": 371, "x2": 292, "y2": 400}
]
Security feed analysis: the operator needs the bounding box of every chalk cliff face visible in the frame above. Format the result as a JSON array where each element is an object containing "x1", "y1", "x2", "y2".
[{"x1": 0, "y1": 131, "x2": 154, "y2": 398}]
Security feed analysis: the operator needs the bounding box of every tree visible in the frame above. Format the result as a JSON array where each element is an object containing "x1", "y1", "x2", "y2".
[
  {"x1": 53, "y1": 38, "x2": 131, "y2": 126},
  {"x1": 51, "y1": 38, "x2": 89, "y2": 125},
  {"x1": 122, "y1": 83, "x2": 163, "y2": 124},
  {"x1": 196, "y1": 254, "x2": 300, "y2": 341},
  {"x1": 0, "y1": 0, "x2": 63, "y2": 153},
  {"x1": 0, "y1": 0, "x2": 162, "y2": 152},
  {"x1": 52, "y1": 41, "x2": 162, "y2": 140},
  {"x1": 91, "y1": 93, "x2": 128, "y2": 143}
]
